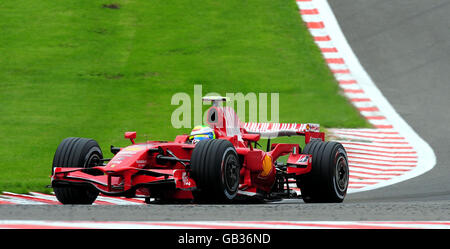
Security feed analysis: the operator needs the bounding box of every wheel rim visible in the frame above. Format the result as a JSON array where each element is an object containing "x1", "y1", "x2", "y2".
[
  {"x1": 223, "y1": 153, "x2": 239, "y2": 193},
  {"x1": 83, "y1": 150, "x2": 103, "y2": 176},
  {"x1": 335, "y1": 156, "x2": 349, "y2": 192},
  {"x1": 85, "y1": 153, "x2": 100, "y2": 168}
]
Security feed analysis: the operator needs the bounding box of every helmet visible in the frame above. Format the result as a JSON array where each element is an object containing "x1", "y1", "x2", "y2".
[{"x1": 189, "y1": 125, "x2": 215, "y2": 144}]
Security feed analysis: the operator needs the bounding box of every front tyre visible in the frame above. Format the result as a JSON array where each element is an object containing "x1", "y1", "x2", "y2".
[
  {"x1": 296, "y1": 140, "x2": 349, "y2": 203},
  {"x1": 52, "y1": 137, "x2": 102, "y2": 204},
  {"x1": 190, "y1": 139, "x2": 241, "y2": 203}
]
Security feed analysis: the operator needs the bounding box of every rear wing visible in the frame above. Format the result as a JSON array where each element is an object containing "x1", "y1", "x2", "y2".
[
  {"x1": 201, "y1": 96, "x2": 324, "y2": 143},
  {"x1": 243, "y1": 122, "x2": 324, "y2": 143}
]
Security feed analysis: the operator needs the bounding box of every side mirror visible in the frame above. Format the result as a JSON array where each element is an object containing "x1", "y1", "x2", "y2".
[
  {"x1": 124, "y1": 131, "x2": 137, "y2": 144},
  {"x1": 242, "y1": 133, "x2": 260, "y2": 142}
]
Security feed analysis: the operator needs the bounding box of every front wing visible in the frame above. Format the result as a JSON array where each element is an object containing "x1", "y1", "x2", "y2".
[{"x1": 51, "y1": 167, "x2": 196, "y2": 197}]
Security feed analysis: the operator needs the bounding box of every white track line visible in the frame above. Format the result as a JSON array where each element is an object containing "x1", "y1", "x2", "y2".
[
  {"x1": 296, "y1": 0, "x2": 436, "y2": 193},
  {"x1": 0, "y1": 0, "x2": 437, "y2": 204},
  {"x1": 0, "y1": 220, "x2": 449, "y2": 229}
]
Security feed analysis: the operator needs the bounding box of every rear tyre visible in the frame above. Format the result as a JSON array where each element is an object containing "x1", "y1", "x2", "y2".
[
  {"x1": 296, "y1": 140, "x2": 349, "y2": 203},
  {"x1": 190, "y1": 139, "x2": 240, "y2": 203},
  {"x1": 52, "y1": 137, "x2": 102, "y2": 204}
]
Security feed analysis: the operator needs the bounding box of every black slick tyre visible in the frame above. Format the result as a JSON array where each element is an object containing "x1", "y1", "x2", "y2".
[
  {"x1": 190, "y1": 139, "x2": 240, "y2": 203},
  {"x1": 296, "y1": 140, "x2": 349, "y2": 203},
  {"x1": 52, "y1": 137, "x2": 102, "y2": 204}
]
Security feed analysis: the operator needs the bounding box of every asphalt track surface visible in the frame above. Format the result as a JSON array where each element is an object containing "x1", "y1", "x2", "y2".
[
  {"x1": 328, "y1": 0, "x2": 450, "y2": 203},
  {"x1": 1, "y1": 0, "x2": 449, "y2": 221}
]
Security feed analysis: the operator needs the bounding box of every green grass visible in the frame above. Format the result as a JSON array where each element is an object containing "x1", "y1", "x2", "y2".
[{"x1": 0, "y1": 0, "x2": 370, "y2": 193}]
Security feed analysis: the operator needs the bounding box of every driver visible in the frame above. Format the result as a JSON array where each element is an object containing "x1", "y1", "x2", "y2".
[{"x1": 189, "y1": 125, "x2": 215, "y2": 144}]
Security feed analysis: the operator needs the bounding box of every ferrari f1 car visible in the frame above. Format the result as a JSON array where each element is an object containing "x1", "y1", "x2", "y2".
[{"x1": 51, "y1": 96, "x2": 349, "y2": 204}]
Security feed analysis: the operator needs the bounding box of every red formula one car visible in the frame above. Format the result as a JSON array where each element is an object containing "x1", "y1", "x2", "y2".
[{"x1": 51, "y1": 97, "x2": 349, "y2": 204}]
